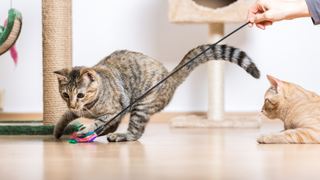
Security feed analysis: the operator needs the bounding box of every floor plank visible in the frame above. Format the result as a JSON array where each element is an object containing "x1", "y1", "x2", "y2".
[{"x1": 0, "y1": 120, "x2": 318, "y2": 180}]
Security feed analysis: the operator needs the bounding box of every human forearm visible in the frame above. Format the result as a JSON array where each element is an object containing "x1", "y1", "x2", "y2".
[{"x1": 288, "y1": 0, "x2": 311, "y2": 20}]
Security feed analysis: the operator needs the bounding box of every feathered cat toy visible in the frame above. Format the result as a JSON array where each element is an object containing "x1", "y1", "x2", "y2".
[{"x1": 69, "y1": 22, "x2": 251, "y2": 144}]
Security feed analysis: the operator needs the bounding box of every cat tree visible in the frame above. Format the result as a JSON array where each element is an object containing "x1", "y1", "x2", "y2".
[
  {"x1": 169, "y1": 0, "x2": 259, "y2": 128},
  {"x1": 0, "y1": 0, "x2": 81, "y2": 135},
  {"x1": 42, "y1": 0, "x2": 72, "y2": 125}
]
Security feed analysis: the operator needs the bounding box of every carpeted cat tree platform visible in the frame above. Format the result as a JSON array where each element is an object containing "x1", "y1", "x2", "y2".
[
  {"x1": 168, "y1": 0, "x2": 259, "y2": 128},
  {"x1": 0, "y1": 0, "x2": 81, "y2": 135}
]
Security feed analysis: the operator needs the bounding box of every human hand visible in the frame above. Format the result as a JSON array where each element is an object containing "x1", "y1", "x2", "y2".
[{"x1": 247, "y1": 0, "x2": 311, "y2": 30}]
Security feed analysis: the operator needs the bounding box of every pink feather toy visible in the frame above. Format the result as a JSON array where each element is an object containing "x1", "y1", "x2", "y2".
[
  {"x1": 4, "y1": 19, "x2": 18, "y2": 66},
  {"x1": 69, "y1": 125, "x2": 97, "y2": 143}
]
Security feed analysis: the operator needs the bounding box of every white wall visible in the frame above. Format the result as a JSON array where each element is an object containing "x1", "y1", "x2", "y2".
[
  {"x1": 0, "y1": 0, "x2": 320, "y2": 113},
  {"x1": 0, "y1": 0, "x2": 42, "y2": 112}
]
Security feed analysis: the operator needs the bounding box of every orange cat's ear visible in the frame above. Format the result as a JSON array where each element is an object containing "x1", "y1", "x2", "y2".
[{"x1": 267, "y1": 75, "x2": 283, "y2": 93}]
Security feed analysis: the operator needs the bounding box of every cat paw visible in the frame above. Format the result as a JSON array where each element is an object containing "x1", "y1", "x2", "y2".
[
  {"x1": 76, "y1": 126, "x2": 91, "y2": 135},
  {"x1": 53, "y1": 129, "x2": 63, "y2": 139},
  {"x1": 107, "y1": 133, "x2": 133, "y2": 142},
  {"x1": 257, "y1": 134, "x2": 271, "y2": 144},
  {"x1": 53, "y1": 126, "x2": 65, "y2": 139}
]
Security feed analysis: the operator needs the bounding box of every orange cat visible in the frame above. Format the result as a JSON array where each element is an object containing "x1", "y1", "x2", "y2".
[{"x1": 258, "y1": 75, "x2": 320, "y2": 144}]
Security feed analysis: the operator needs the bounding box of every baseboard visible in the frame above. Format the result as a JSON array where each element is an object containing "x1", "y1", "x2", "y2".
[
  {"x1": 0, "y1": 112, "x2": 260, "y2": 123},
  {"x1": 0, "y1": 113, "x2": 43, "y2": 121}
]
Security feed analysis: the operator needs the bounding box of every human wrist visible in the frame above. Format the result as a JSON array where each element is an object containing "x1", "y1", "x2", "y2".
[{"x1": 288, "y1": 0, "x2": 311, "y2": 19}]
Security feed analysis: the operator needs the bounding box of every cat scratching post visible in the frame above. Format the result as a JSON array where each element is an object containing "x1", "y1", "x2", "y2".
[
  {"x1": 42, "y1": 0, "x2": 72, "y2": 125},
  {"x1": 208, "y1": 24, "x2": 225, "y2": 121},
  {"x1": 168, "y1": 0, "x2": 259, "y2": 128},
  {"x1": 0, "y1": 0, "x2": 82, "y2": 135}
]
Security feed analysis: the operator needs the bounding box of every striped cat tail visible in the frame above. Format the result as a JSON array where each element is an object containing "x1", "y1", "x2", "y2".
[{"x1": 169, "y1": 44, "x2": 260, "y2": 87}]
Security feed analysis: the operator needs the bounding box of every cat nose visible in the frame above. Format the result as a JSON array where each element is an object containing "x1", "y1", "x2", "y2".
[{"x1": 261, "y1": 110, "x2": 264, "y2": 113}]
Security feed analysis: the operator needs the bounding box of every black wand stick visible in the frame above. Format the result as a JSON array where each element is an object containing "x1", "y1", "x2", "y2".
[{"x1": 94, "y1": 22, "x2": 250, "y2": 134}]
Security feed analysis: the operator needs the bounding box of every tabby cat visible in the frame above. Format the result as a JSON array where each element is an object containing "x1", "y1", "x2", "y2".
[
  {"x1": 53, "y1": 44, "x2": 260, "y2": 142},
  {"x1": 259, "y1": 75, "x2": 320, "y2": 144}
]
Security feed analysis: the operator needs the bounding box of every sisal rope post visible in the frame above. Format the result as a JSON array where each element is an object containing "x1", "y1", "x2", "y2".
[
  {"x1": 42, "y1": 0, "x2": 72, "y2": 125},
  {"x1": 168, "y1": 0, "x2": 260, "y2": 128},
  {"x1": 208, "y1": 23, "x2": 225, "y2": 121}
]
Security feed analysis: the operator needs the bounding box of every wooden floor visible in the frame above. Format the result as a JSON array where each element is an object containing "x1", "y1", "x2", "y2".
[{"x1": 0, "y1": 120, "x2": 320, "y2": 180}]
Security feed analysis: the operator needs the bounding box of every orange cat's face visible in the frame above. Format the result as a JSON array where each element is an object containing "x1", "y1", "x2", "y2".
[{"x1": 261, "y1": 75, "x2": 285, "y2": 119}]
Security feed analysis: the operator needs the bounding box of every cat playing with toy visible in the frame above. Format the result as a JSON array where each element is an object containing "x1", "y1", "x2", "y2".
[{"x1": 54, "y1": 41, "x2": 260, "y2": 143}]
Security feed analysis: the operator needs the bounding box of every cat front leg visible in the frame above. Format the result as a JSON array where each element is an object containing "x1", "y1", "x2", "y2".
[
  {"x1": 76, "y1": 118, "x2": 107, "y2": 135},
  {"x1": 54, "y1": 110, "x2": 79, "y2": 139},
  {"x1": 257, "y1": 128, "x2": 320, "y2": 144},
  {"x1": 76, "y1": 114, "x2": 122, "y2": 136}
]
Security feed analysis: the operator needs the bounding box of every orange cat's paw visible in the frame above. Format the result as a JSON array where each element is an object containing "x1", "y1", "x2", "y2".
[{"x1": 257, "y1": 134, "x2": 270, "y2": 144}]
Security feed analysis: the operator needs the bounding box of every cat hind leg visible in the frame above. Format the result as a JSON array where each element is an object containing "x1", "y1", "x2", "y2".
[{"x1": 107, "y1": 108, "x2": 150, "y2": 142}]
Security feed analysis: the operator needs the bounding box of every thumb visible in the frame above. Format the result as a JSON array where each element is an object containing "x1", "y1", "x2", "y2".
[{"x1": 253, "y1": 13, "x2": 269, "y2": 24}]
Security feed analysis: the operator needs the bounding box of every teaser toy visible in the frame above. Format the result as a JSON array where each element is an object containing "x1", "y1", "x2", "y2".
[
  {"x1": 69, "y1": 21, "x2": 251, "y2": 144},
  {"x1": 69, "y1": 125, "x2": 97, "y2": 144}
]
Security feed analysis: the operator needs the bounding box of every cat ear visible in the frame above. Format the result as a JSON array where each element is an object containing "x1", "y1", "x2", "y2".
[
  {"x1": 79, "y1": 68, "x2": 96, "y2": 85},
  {"x1": 54, "y1": 68, "x2": 69, "y2": 82},
  {"x1": 267, "y1": 75, "x2": 283, "y2": 93}
]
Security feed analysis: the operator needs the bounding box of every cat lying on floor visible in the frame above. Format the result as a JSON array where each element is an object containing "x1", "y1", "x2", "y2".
[
  {"x1": 53, "y1": 44, "x2": 260, "y2": 142},
  {"x1": 259, "y1": 75, "x2": 320, "y2": 144}
]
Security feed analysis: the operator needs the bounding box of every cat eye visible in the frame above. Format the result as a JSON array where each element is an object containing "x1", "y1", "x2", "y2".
[
  {"x1": 63, "y1": 93, "x2": 69, "y2": 98},
  {"x1": 265, "y1": 99, "x2": 274, "y2": 104},
  {"x1": 77, "y1": 93, "x2": 85, "y2": 98}
]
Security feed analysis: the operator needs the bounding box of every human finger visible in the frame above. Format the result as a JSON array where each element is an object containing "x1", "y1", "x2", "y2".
[
  {"x1": 264, "y1": 21, "x2": 273, "y2": 26},
  {"x1": 248, "y1": 18, "x2": 255, "y2": 28},
  {"x1": 255, "y1": 22, "x2": 266, "y2": 30},
  {"x1": 247, "y1": 4, "x2": 259, "y2": 22}
]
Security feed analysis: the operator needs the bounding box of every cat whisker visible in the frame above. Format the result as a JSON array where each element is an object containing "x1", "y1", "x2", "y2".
[
  {"x1": 252, "y1": 112, "x2": 263, "y2": 128},
  {"x1": 75, "y1": 110, "x2": 81, "y2": 118},
  {"x1": 78, "y1": 110, "x2": 83, "y2": 118},
  {"x1": 252, "y1": 112, "x2": 262, "y2": 119},
  {"x1": 65, "y1": 110, "x2": 68, "y2": 120},
  {"x1": 84, "y1": 107, "x2": 97, "y2": 118},
  {"x1": 66, "y1": 110, "x2": 70, "y2": 122},
  {"x1": 257, "y1": 113, "x2": 273, "y2": 128},
  {"x1": 81, "y1": 109, "x2": 85, "y2": 118}
]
